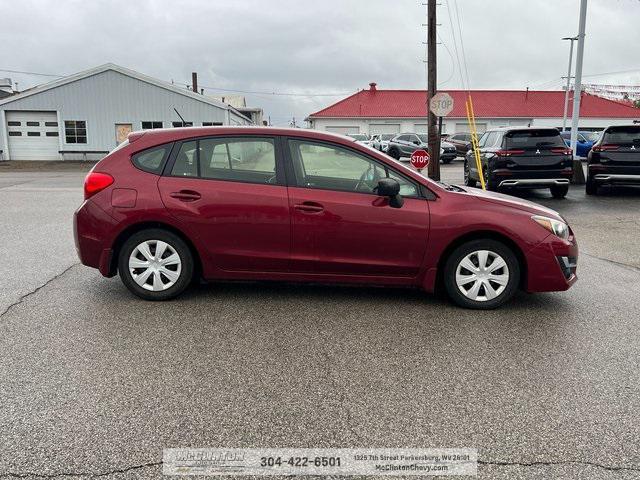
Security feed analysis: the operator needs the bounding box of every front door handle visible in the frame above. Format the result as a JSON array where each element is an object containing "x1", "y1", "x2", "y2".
[
  {"x1": 169, "y1": 190, "x2": 201, "y2": 202},
  {"x1": 294, "y1": 201, "x2": 324, "y2": 213}
]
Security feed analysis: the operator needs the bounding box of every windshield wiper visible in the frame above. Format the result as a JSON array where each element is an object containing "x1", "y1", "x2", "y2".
[{"x1": 438, "y1": 181, "x2": 465, "y2": 192}]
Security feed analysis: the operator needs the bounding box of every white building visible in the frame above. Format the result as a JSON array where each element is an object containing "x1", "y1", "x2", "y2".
[
  {"x1": 307, "y1": 83, "x2": 640, "y2": 136},
  {"x1": 0, "y1": 64, "x2": 254, "y2": 161}
]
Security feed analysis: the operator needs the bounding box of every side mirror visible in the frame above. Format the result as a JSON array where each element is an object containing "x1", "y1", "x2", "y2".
[
  {"x1": 413, "y1": 140, "x2": 421, "y2": 145},
  {"x1": 374, "y1": 178, "x2": 404, "y2": 209}
]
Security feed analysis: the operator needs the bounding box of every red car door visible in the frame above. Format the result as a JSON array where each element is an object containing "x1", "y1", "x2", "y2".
[
  {"x1": 158, "y1": 136, "x2": 290, "y2": 273},
  {"x1": 286, "y1": 138, "x2": 430, "y2": 278}
]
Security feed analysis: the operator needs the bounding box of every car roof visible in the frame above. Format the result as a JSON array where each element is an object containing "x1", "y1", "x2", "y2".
[{"x1": 128, "y1": 126, "x2": 373, "y2": 146}]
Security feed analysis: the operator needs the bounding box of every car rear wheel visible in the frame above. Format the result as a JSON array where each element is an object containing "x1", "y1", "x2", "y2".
[
  {"x1": 585, "y1": 177, "x2": 598, "y2": 195},
  {"x1": 444, "y1": 239, "x2": 520, "y2": 309},
  {"x1": 118, "y1": 229, "x2": 194, "y2": 301},
  {"x1": 550, "y1": 184, "x2": 569, "y2": 199}
]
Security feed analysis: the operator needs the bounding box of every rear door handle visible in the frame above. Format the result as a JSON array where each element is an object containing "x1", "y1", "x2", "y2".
[
  {"x1": 169, "y1": 190, "x2": 201, "y2": 202},
  {"x1": 294, "y1": 202, "x2": 324, "y2": 213}
]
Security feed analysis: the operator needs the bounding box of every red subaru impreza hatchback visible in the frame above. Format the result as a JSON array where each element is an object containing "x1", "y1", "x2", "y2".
[{"x1": 74, "y1": 127, "x2": 577, "y2": 309}]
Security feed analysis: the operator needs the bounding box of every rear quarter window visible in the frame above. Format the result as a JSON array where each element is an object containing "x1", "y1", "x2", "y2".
[{"x1": 131, "y1": 144, "x2": 173, "y2": 174}]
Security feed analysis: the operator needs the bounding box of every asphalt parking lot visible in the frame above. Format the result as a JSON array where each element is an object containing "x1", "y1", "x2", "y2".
[{"x1": 1, "y1": 163, "x2": 639, "y2": 479}]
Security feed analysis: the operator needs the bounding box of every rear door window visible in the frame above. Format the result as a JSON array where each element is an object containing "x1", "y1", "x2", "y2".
[{"x1": 170, "y1": 137, "x2": 278, "y2": 185}]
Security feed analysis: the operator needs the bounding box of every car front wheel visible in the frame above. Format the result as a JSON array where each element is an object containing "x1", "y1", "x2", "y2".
[
  {"x1": 118, "y1": 229, "x2": 194, "y2": 300},
  {"x1": 463, "y1": 160, "x2": 476, "y2": 187},
  {"x1": 444, "y1": 239, "x2": 520, "y2": 309}
]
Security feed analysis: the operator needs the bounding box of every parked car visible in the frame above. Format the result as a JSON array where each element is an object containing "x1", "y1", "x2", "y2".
[
  {"x1": 74, "y1": 126, "x2": 577, "y2": 309},
  {"x1": 371, "y1": 133, "x2": 395, "y2": 152},
  {"x1": 386, "y1": 133, "x2": 457, "y2": 163},
  {"x1": 586, "y1": 125, "x2": 640, "y2": 195},
  {"x1": 346, "y1": 133, "x2": 372, "y2": 147},
  {"x1": 448, "y1": 132, "x2": 474, "y2": 156},
  {"x1": 560, "y1": 130, "x2": 600, "y2": 157},
  {"x1": 464, "y1": 127, "x2": 574, "y2": 198}
]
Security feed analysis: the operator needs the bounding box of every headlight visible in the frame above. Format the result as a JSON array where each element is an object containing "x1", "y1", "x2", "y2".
[{"x1": 531, "y1": 215, "x2": 570, "y2": 239}]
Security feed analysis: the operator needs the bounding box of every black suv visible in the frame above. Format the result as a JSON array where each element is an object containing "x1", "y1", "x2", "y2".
[
  {"x1": 464, "y1": 127, "x2": 574, "y2": 198},
  {"x1": 586, "y1": 125, "x2": 640, "y2": 195},
  {"x1": 386, "y1": 133, "x2": 457, "y2": 163}
]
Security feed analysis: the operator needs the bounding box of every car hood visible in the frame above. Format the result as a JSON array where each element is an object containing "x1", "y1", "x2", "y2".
[
  {"x1": 441, "y1": 141, "x2": 455, "y2": 148},
  {"x1": 462, "y1": 186, "x2": 564, "y2": 221}
]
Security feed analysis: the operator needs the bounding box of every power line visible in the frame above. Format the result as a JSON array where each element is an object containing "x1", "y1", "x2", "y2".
[
  {"x1": 177, "y1": 82, "x2": 353, "y2": 98},
  {"x1": 0, "y1": 68, "x2": 62, "y2": 78}
]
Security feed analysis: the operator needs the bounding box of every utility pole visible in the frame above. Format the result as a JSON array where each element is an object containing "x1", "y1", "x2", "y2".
[
  {"x1": 570, "y1": 0, "x2": 588, "y2": 183},
  {"x1": 426, "y1": 0, "x2": 440, "y2": 180},
  {"x1": 561, "y1": 36, "x2": 577, "y2": 131}
]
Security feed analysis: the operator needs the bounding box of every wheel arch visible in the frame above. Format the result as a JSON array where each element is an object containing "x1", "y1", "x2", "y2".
[
  {"x1": 434, "y1": 229, "x2": 528, "y2": 292},
  {"x1": 109, "y1": 221, "x2": 203, "y2": 278}
]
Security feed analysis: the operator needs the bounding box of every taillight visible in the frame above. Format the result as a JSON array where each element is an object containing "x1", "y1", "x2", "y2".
[
  {"x1": 495, "y1": 149, "x2": 525, "y2": 157},
  {"x1": 592, "y1": 144, "x2": 619, "y2": 152},
  {"x1": 551, "y1": 147, "x2": 573, "y2": 155},
  {"x1": 84, "y1": 172, "x2": 114, "y2": 200}
]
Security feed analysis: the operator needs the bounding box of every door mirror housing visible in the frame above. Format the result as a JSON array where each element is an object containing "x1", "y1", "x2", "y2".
[
  {"x1": 413, "y1": 140, "x2": 421, "y2": 145},
  {"x1": 375, "y1": 178, "x2": 404, "y2": 209}
]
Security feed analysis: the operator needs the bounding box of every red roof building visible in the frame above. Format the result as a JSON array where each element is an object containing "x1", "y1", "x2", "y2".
[{"x1": 307, "y1": 82, "x2": 640, "y2": 135}]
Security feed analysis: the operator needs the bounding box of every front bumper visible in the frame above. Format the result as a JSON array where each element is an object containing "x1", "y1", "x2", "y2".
[{"x1": 524, "y1": 233, "x2": 578, "y2": 292}]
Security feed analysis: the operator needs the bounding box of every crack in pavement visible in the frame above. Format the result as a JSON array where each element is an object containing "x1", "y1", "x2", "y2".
[
  {"x1": 0, "y1": 263, "x2": 80, "y2": 320},
  {"x1": 582, "y1": 251, "x2": 640, "y2": 273},
  {"x1": 316, "y1": 325, "x2": 366, "y2": 445},
  {"x1": 0, "y1": 461, "x2": 162, "y2": 479},
  {"x1": 479, "y1": 459, "x2": 640, "y2": 473}
]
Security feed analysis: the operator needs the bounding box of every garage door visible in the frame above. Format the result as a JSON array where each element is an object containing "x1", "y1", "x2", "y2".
[
  {"x1": 6, "y1": 111, "x2": 60, "y2": 160},
  {"x1": 369, "y1": 124, "x2": 400, "y2": 135},
  {"x1": 325, "y1": 126, "x2": 359, "y2": 135}
]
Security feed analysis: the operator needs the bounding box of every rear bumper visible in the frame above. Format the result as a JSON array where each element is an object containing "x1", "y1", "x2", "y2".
[
  {"x1": 73, "y1": 200, "x2": 117, "y2": 277},
  {"x1": 499, "y1": 178, "x2": 570, "y2": 188},
  {"x1": 592, "y1": 173, "x2": 640, "y2": 185},
  {"x1": 525, "y1": 234, "x2": 578, "y2": 293}
]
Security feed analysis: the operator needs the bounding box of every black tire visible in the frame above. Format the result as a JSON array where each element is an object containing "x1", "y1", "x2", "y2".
[
  {"x1": 550, "y1": 184, "x2": 569, "y2": 199},
  {"x1": 443, "y1": 239, "x2": 520, "y2": 310},
  {"x1": 482, "y1": 167, "x2": 498, "y2": 191},
  {"x1": 585, "y1": 177, "x2": 598, "y2": 195},
  {"x1": 388, "y1": 148, "x2": 401, "y2": 160},
  {"x1": 463, "y1": 160, "x2": 476, "y2": 187},
  {"x1": 118, "y1": 228, "x2": 194, "y2": 301},
  {"x1": 441, "y1": 157, "x2": 453, "y2": 164}
]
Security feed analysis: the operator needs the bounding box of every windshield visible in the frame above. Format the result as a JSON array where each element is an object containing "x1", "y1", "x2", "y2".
[
  {"x1": 381, "y1": 134, "x2": 395, "y2": 140},
  {"x1": 348, "y1": 134, "x2": 368, "y2": 141},
  {"x1": 603, "y1": 126, "x2": 640, "y2": 145},
  {"x1": 417, "y1": 134, "x2": 428, "y2": 143}
]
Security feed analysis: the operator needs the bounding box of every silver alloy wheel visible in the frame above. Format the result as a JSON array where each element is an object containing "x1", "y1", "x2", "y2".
[
  {"x1": 455, "y1": 250, "x2": 509, "y2": 302},
  {"x1": 128, "y1": 240, "x2": 182, "y2": 292}
]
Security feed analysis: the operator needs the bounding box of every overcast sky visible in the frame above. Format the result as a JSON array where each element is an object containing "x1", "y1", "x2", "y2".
[{"x1": 1, "y1": 0, "x2": 639, "y2": 126}]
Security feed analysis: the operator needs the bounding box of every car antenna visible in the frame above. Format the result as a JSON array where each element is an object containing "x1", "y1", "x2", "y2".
[{"x1": 173, "y1": 108, "x2": 187, "y2": 127}]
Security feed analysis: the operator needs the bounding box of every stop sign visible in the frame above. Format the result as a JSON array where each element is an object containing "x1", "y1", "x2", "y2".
[{"x1": 410, "y1": 149, "x2": 430, "y2": 170}]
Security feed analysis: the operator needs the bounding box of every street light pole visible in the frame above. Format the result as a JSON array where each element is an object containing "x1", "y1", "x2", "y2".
[
  {"x1": 569, "y1": 0, "x2": 588, "y2": 183},
  {"x1": 561, "y1": 36, "x2": 577, "y2": 132}
]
